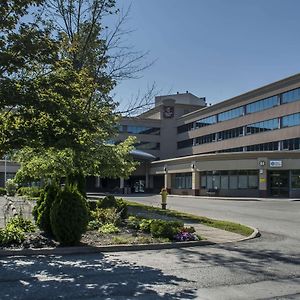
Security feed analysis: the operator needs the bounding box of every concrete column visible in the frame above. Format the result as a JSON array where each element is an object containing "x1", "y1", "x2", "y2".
[
  {"x1": 258, "y1": 158, "x2": 268, "y2": 197},
  {"x1": 95, "y1": 176, "x2": 101, "y2": 188},
  {"x1": 145, "y1": 165, "x2": 149, "y2": 189},
  {"x1": 192, "y1": 170, "x2": 200, "y2": 196},
  {"x1": 120, "y1": 178, "x2": 124, "y2": 194},
  {"x1": 164, "y1": 173, "x2": 172, "y2": 194}
]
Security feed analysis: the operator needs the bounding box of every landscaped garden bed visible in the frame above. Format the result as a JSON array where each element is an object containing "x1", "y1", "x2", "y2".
[{"x1": 0, "y1": 185, "x2": 254, "y2": 250}]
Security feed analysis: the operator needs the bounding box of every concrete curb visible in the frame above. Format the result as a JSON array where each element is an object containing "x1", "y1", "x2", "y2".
[{"x1": 0, "y1": 226, "x2": 260, "y2": 257}]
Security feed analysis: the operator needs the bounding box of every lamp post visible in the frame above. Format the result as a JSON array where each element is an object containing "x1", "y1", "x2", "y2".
[{"x1": 4, "y1": 155, "x2": 7, "y2": 184}]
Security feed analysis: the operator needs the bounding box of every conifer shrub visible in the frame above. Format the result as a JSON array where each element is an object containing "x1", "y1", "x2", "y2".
[
  {"x1": 50, "y1": 185, "x2": 89, "y2": 246},
  {"x1": 36, "y1": 183, "x2": 59, "y2": 235}
]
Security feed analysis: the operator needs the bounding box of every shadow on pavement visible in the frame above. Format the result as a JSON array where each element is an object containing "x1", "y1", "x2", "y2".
[{"x1": 0, "y1": 253, "x2": 197, "y2": 299}]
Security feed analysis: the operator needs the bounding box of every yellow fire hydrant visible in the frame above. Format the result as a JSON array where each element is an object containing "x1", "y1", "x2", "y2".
[{"x1": 160, "y1": 188, "x2": 168, "y2": 209}]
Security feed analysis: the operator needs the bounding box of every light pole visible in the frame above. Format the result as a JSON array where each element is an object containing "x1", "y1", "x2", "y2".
[{"x1": 4, "y1": 155, "x2": 7, "y2": 184}]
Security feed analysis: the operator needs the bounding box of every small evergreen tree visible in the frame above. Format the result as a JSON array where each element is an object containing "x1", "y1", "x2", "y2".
[{"x1": 50, "y1": 185, "x2": 89, "y2": 245}]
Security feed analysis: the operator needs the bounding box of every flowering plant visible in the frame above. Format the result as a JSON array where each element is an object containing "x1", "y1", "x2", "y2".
[{"x1": 174, "y1": 230, "x2": 199, "y2": 242}]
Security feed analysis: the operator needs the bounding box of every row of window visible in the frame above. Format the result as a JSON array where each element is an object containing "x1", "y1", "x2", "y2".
[
  {"x1": 173, "y1": 173, "x2": 192, "y2": 189},
  {"x1": 246, "y1": 118, "x2": 279, "y2": 135},
  {"x1": 177, "y1": 87, "x2": 300, "y2": 134},
  {"x1": 201, "y1": 170, "x2": 259, "y2": 190},
  {"x1": 172, "y1": 170, "x2": 300, "y2": 190},
  {"x1": 119, "y1": 125, "x2": 160, "y2": 135},
  {"x1": 134, "y1": 142, "x2": 160, "y2": 150},
  {"x1": 178, "y1": 112, "x2": 300, "y2": 149},
  {"x1": 179, "y1": 137, "x2": 300, "y2": 153}
]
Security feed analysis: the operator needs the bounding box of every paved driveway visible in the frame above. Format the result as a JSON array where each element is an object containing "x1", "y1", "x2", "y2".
[{"x1": 0, "y1": 195, "x2": 299, "y2": 299}]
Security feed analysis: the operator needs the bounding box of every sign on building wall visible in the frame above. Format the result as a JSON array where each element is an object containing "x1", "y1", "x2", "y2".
[
  {"x1": 269, "y1": 160, "x2": 283, "y2": 168},
  {"x1": 163, "y1": 106, "x2": 174, "y2": 118}
]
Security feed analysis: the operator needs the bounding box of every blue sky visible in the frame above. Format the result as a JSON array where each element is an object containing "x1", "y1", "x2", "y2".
[{"x1": 113, "y1": 0, "x2": 300, "y2": 109}]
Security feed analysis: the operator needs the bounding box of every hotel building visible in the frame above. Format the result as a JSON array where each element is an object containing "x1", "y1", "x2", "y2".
[{"x1": 2, "y1": 73, "x2": 300, "y2": 197}]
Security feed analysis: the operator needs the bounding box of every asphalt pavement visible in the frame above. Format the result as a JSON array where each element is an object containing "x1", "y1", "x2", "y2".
[{"x1": 0, "y1": 195, "x2": 299, "y2": 299}]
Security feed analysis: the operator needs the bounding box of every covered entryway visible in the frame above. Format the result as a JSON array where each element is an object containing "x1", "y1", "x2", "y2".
[{"x1": 268, "y1": 170, "x2": 290, "y2": 197}]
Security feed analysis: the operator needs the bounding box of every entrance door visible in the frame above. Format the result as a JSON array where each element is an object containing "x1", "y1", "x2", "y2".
[
  {"x1": 269, "y1": 171, "x2": 289, "y2": 197},
  {"x1": 133, "y1": 179, "x2": 145, "y2": 193}
]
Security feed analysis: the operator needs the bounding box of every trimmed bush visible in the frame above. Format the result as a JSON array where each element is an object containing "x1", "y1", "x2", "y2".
[
  {"x1": 17, "y1": 186, "x2": 42, "y2": 198},
  {"x1": 50, "y1": 185, "x2": 89, "y2": 246},
  {"x1": 98, "y1": 223, "x2": 120, "y2": 234},
  {"x1": 127, "y1": 216, "x2": 140, "y2": 230},
  {"x1": 97, "y1": 196, "x2": 128, "y2": 219},
  {"x1": 0, "y1": 187, "x2": 6, "y2": 196},
  {"x1": 150, "y1": 220, "x2": 183, "y2": 240},
  {"x1": 7, "y1": 216, "x2": 35, "y2": 233},
  {"x1": 139, "y1": 219, "x2": 153, "y2": 233},
  {"x1": 0, "y1": 225, "x2": 25, "y2": 246},
  {"x1": 5, "y1": 179, "x2": 17, "y2": 196},
  {"x1": 36, "y1": 183, "x2": 59, "y2": 235},
  {"x1": 89, "y1": 207, "x2": 121, "y2": 229}
]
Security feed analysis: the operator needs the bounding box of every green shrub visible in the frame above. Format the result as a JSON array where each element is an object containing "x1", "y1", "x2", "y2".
[
  {"x1": 127, "y1": 216, "x2": 140, "y2": 230},
  {"x1": 139, "y1": 219, "x2": 153, "y2": 233},
  {"x1": 97, "y1": 195, "x2": 117, "y2": 209},
  {"x1": 90, "y1": 208, "x2": 121, "y2": 227},
  {"x1": 5, "y1": 179, "x2": 17, "y2": 196},
  {"x1": 36, "y1": 183, "x2": 59, "y2": 235},
  {"x1": 0, "y1": 187, "x2": 6, "y2": 196},
  {"x1": 97, "y1": 196, "x2": 128, "y2": 219},
  {"x1": 6, "y1": 216, "x2": 35, "y2": 233},
  {"x1": 88, "y1": 201, "x2": 97, "y2": 212},
  {"x1": 98, "y1": 223, "x2": 120, "y2": 234},
  {"x1": 150, "y1": 220, "x2": 183, "y2": 240},
  {"x1": 116, "y1": 198, "x2": 128, "y2": 219},
  {"x1": 50, "y1": 185, "x2": 89, "y2": 246},
  {"x1": 0, "y1": 225, "x2": 25, "y2": 246},
  {"x1": 17, "y1": 186, "x2": 42, "y2": 198}
]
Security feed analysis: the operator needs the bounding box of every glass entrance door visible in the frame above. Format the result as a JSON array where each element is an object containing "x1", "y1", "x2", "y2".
[{"x1": 269, "y1": 171, "x2": 290, "y2": 197}]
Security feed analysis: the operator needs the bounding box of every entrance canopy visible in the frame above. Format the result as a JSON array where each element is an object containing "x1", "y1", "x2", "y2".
[{"x1": 130, "y1": 150, "x2": 156, "y2": 162}]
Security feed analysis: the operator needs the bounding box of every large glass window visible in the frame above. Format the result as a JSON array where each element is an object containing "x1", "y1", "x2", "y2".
[
  {"x1": 134, "y1": 142, "x2": 160, "y2": 150},
  {"x1": 195, "y1": 115, "x2": 217, "y2": 129},
  {"x1": 282, "y1": 88, "x2": 300, "y2": 104},
  {"x1": 177, "y1": 122, "x2": 194, "y2": 134},
  {"x1": 194, "y1": 133, "x2": 216, "y2": 145},
  {"x1": 127, "y1": 126, "x2": 160, "y2": 135},
  {"x1": 173, "y1": 173, "x2": 192, "y2": 189},
  {"x1": 282, "y1": 113, "x2": 300, "y2": 128},
  {"x1": 246, "y1": 96, "x2": 278, "y2": 114},
  {"x1": 246, "y1": 142, "x2": 279, "y2": 152},
  {"x1": 177, "y1": 139, "x2": 193, "y2": 149},
  {"x1": 218, "y1": 107, "x2": 244, "y2": 122},
  {"x1": 218, "y1": 127, "x2": 244, "y2": 140},
  {"x1": 291, "y1": 170, "x2": 300, "y2": 188},
  {"x1": 201, "y1": 170, "x2": 258, "y2": 190},
  {"x1": 246, "y1": 118, "x2": 279, "y2": 135},
  {"x1": 282, "y1": 138, "x2": 300, "y2": 150}
]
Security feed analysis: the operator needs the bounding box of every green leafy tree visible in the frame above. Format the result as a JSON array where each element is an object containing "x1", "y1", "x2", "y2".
[{"x1": 0, "y1": 0, "x2": 140, "y2": 187}]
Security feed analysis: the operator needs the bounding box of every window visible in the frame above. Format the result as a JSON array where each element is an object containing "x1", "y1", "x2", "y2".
[
  {"x1": 194, "y1": 133, "x2": 216, "y2": 145},
  {"x1": 246, "y1": 142, "x2": 279, "y2": 152},
  {"x1": 195, "y1": 115, "x2": 217, "y2": 129},
  {"x1": 291, "y1": 170, "x2": 300, "y2": 188},
  {"x1": 201, "y1": 170, "x2": 258, "y2": 190},
  {"x1": 177, "y1": 122, "x2": 194, "y2": 134},
  {"x1": 246, "y1": 118, "x2": 278, "y2": 135},
  {"x1": 127, "y1": 126, "x2": 160, "y2": 135},
  {"x1": 177, "y1": 139, "x2": 193, "y2": 149},
  {"x1": 173, "y1": 173, "x2": 192, "y2": 189},
  {"x1": 282, "y1": 138, "x2": 300, "y2": 150},
  {"x1": 218, "y1": 127, "x2": 244, "y2": 140},
  {"x1": 246, "y1": 96, "x2": 278, "y2": 114},
  {"x1": 282, "y1": 113, "x2": 300, "y2": 128},
  {"x1": 134, "y1": 142, "x2": 160, "y2": 150},
  {"x1": 282, "y1": 88, "x2": 300, "y2": 104},
  {"x1": 218, "y1": 107, "x2": 244, "y2": 122}
]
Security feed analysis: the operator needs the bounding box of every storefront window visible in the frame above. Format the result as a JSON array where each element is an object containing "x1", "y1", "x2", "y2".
[
  {"x1": 291, "y1": 170, "x2": 300, "y2": 188},
  {"x1": 173, "y1": 173, "x2": 192, "y2": 189}
]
